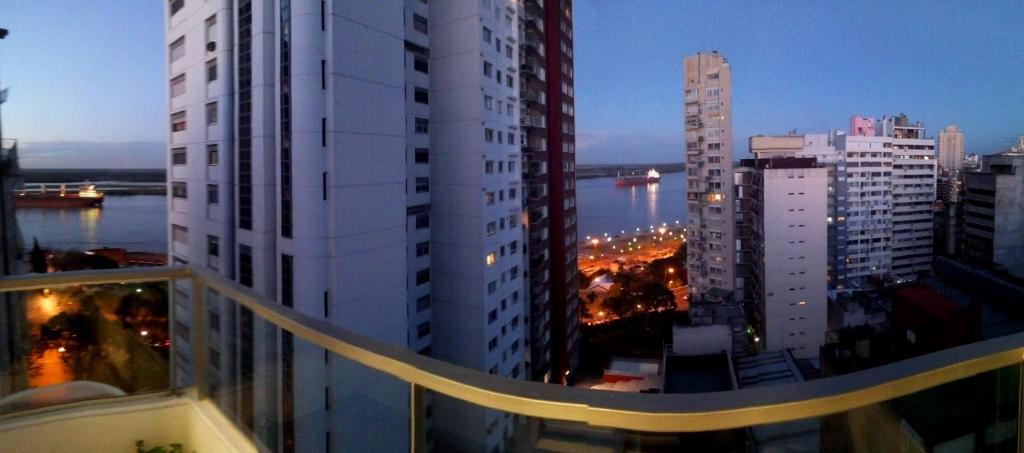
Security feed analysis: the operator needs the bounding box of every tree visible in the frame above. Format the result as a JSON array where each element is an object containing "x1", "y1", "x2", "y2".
[
  {"x1": 640, "y1": 282, "x2": 675, "y2": 312},
  {"x1": 30, "y1": 237, "x2": 47, "y2": 273}
]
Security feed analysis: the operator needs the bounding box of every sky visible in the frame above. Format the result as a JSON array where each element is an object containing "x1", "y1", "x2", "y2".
[{"x1": 2, "y1": 1, "x2": 1022, "y2": 167}]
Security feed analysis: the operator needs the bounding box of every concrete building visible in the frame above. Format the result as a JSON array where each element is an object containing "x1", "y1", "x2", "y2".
[
  {"x1": 740, "y1": 157, "x2": 828, "y2": 360},
  {"x1": 882, "y1": 115, "x2": 937, "y2": 278},
  {"x1": 164, "y1": 1, "x2": 571, "y2": 451},
  {"x1": 835, "y1": 128, "x2": 894, "y2": 284},
  {"x1": 963, "y1": 151, "x2": 1024, "y2": 279},
  {"x1": 937, "y1": 125, "x2": 965, "y2": 173},
  {"x1": 519, "y1": 0, "x2": 579, "y2": 385},
  {"x1": 748, "y1": 133, "x2": 848, "y2": 289},
  {"x1": 684, "y1": 51, "x2": 735, "y2": 304}
]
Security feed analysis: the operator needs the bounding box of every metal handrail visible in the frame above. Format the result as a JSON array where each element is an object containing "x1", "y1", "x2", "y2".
[{"x1": 2, "y1": 266, "x2": 1023, "y2": 432}]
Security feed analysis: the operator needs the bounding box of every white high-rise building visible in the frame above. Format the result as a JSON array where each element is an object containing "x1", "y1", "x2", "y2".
[
  {"x1": 834, "y1": 129, "x2": 894, "y2": 283},
  {"x1": 166, "y1": 1, "x2": 535, "y2": 452},
  {"x1": 740, "y1": 156, "x2": 828, "y2": 360},
  {"x1": 684, "y1": 51, "x2": 735, "y2": 303},
  {"x1": 428, "y1": 1, "x2": 527, "y2": 450},
  {"x1": 938, "y1": 125, "x2": 965, "y2": 173}
]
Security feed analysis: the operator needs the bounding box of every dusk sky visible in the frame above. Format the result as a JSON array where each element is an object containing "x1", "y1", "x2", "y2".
[{"x1": 3, "y1": 1, "x2": 1023, "y2": 167}]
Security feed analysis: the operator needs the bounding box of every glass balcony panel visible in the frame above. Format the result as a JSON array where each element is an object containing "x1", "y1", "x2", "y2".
[{"x1": 0, "y1": 282, "x2": 171, "y2": 415}]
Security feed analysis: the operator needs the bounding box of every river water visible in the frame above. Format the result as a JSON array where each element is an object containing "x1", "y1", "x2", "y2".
[
  {"x1": 15, "y1": 172, "x2": 686, "y2": 252},
  {"x1": 16, "y1": 195, "x2": 168, "y2": 252}
]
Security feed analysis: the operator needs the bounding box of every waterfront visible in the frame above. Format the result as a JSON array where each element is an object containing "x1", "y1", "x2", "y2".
[
  {"x1": 16, "y1": 195, "x2": 167, "y2": 252},
  {"x1": 14, "y1": 172, "x2": 685, "y2": 255},
  {"x1": 575, "y1": 171, "x2": 686, "y2": 238}
]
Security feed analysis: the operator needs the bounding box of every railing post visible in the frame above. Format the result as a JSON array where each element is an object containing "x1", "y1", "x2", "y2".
[
  {"x1": 410, "y1": 383, "x2": 425, "y2": 453},
  {"x1": 191, "y1": 275, "x2": 207, "y2": 400}
]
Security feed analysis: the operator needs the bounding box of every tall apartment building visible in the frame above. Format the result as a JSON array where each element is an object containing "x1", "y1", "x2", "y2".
[
  {"x1": 428, "y1": 1, "x2": 528, "y2": 450},
  {"x1": 684, "y1": 51, "x2": 735, "y2": 303},
  {"x1": 519, "y1": 0, "x2": 578, "y2": 385},
  {"x1": 748, "y1": 134, "x2": 848, "y2": 289},
  {"x1": 836, "y1": 124, "x2": 894, "y2": 284},
  {"x1": 963, "y1": 151, "x2": 1024, "y2": 279},
  {"x1": 739, "y1": 157, "x2": 828, "y2": 360},
  {"x1": 165, "y1": 1, "x2": 580, "y2": 452},
  {"x1": 167, "y1": 1, "x2": 428, "y2": 451},
  {"x1": 938, "y1": 125, "x2": 965, "y2": 173},
  {"x1": 882, "y1": 115, "x2": 936, "y2": 278}
]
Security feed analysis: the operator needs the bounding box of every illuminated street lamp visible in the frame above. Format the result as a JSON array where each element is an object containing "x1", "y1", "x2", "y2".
[{"x1": 658, "y1": 227, "x2": 667, "y2": 235}]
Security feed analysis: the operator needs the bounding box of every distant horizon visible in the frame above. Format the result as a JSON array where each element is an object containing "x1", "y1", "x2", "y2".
[{"x1": 13, "y1": 136, "x2": 1021, "y2": 170}]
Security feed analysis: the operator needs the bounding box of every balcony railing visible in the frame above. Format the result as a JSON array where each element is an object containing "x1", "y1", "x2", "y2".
[{"x1": 3, "y1": 266, "x2": 1024, "y2": 451}]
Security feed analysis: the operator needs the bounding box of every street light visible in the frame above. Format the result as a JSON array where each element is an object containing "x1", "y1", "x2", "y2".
[
  {"x1": 665, "y1": 267, "x2": 674, "y2": 285},
  {"x1": 658, "y1": 227, "x2": 667, "y2": 235},
  {"x1": 591, "y1": 238, "x2": 599, "y2": 256}
]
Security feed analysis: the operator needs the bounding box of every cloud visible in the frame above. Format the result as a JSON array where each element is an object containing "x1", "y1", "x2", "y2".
[
  {"x1": 575, "y1": 129, "x2": 684, "y2": 164},
  {"x1": 14, "y1": 141, "x2": 165, "y2": 169}
]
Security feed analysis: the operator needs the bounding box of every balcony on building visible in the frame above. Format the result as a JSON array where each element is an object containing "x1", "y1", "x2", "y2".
[{"x1": 2, "y1": 266, "x2": 1024, "y2": 452}]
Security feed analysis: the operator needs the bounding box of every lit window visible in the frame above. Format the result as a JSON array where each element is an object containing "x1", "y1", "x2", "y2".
[{"x1": 486, "y1": 252, "x2": 497, "y2": 266}]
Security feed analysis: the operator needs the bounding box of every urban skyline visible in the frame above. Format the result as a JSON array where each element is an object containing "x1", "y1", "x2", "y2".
[
  {"x1": 4, "y1": 1, "x2": 1024, "y2": 168},
  {"x1": 5, "y1": 2, "x2": 1024, "y2": 452}
]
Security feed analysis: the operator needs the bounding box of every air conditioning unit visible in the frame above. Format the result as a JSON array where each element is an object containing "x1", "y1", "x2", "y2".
[{"x1": 206, "y1": 41, "x2": 216, "y2": 52}]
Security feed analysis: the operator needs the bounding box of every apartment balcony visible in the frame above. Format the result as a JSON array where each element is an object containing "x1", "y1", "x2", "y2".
[
  {"x1": 520, "y1": 113, "x2": 546, "y2": 129},
  {"x1": 685, "y1": 114, "x2": 703, "y2": 130},
  {"x1": 4, "y1": 266, "x2": 1024, "y2": 452}
]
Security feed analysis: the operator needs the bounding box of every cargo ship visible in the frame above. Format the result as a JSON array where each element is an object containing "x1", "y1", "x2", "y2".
[
  {"x1": 14, "y1": 184, "x2": 104, "y2": 208},
  {"x1": 615, "y1": 169, "x2": 661, "y2": 187}
]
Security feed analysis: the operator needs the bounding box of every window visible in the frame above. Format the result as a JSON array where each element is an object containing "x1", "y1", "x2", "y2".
[
  {"x1": 239, "y1": 245, "x2": 253, "y2": 287},
  {"x1": 172, "y1": 224, "x2": 188, "y2": 245},
  {"x1": 507, "y1": 132, "x2": 514, "y2": 145},
  {"x1": 415, "y1": 117, "x2": 429, "y2": 134},
  {"x1": 509, "y1": 266, "x2": 518, "y2": 279},
  {"x1": 506, "y1": 74, "x2": 513, "y2": 88},
  {"x1": 508, "y1": 161, "x2": 516, "y2": 172},
  {"x1": 482, "y1": 26, "x2": 492, "y2": 43},
  {"x1": 207, "y1": 144, "x2": 219, "y2": 165},
  {"x1": 207, "y1": 235, "x2": 219, "y2": 269},
  {"x1": 206, "y1": 102, "x2": 218, "y2": 125},
  {"x1": 417, "y1": 321, "x2": 430, "y2": 339},
  {"x1": 416, "y1": 241, "x2": 430, "y2": 257},
  {"x1": 484, "y1": 95, "x2": 493, "y2": 110},
  {"x1": 207, "y1": 184, "x2": 219, "y2": 204},
  {"x1": 416, "y1": 295, "x2": 430, "y2": 312},
  {"x1": 485, "y1": 161, "x2": 495, "y2": 173},
  {"x1": 486, "y1": 252, "x2": 497, "y2": 266},
  {"x1": 508, "y1": 188, "x2": 516, "y2": 199},
  {"x1": 487, "y1": 222, "x2": 497, "y2": 236},
  {"x1": 413, "y1": 14, "x2": 428, "y2": 34},
  {"x1": 169, "y1": 0, "x2": 184, "y2": 17},
  {"x1": 483, "y1": 61, "x2": 493, "y2": 77},
  {"x1": 416, "y1": 213, "x2": 429, "y2": 229},
  {"x1": 486, "y1": 192, "x2": 495, "y2": 205},
  {"x1": 414, "y1": 87, "x2": 429, "y2": 104},
  {"x1": 487, "y1": 281, "x2": 497, "y2": 294},
  {"x1": 488, "y1": 309, "x2": 498, "y2": 324},
  {"x1": 206, "y1": 59, "x2": 218, "y2": 82},
  {"x1": 170, "y1": 74, "x2": 186, "y2": 97},
  {"x1": 485, "y1": 129, "x2": 494, "y2": 143},
  {"x1": 416, "y1": 269, "x2": 430, "y2": 285},
  {"x1": 281, "y1": 254, "x2": 293, "y2": 308},
  {"x1": 172, "y1": 181, "x2": 187, "y2": 199},
  {"x1": 170, "y1": 111, "x2": 186, "y2": 132},
  {"x1": 505, "y1": 44, "x2": 512, "y2": 59},
  {"x1": 509, "y1": 240, "x2": 518, "y2": 254},
  {"x1": 205, "y1": 14, "x2": 217, "y2": 44},
  {"x1": 169, "y1": 36, "x2": 185, "y2": 63},
  {"x1": 171, "y1": 147, "x2": 186, "y2": 165},
  {"x1": 413, "y1": 55, "x2": 428, "y2": 73},
  {"x1": 488, "y1": 337, "x2": 498, "y2": 351},
  {"x1": 415, "y1": 148, "x2": 429, "y2": 164},
  {"x1": 415, "y1": 177, "x2": 429, "y2": 193}
]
